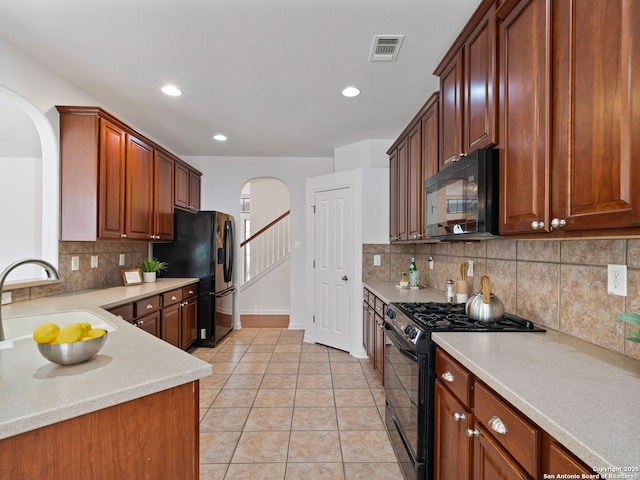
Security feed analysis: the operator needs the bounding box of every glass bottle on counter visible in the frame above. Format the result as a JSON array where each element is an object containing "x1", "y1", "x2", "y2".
[{"x1": 409, "y1": 257, "x2": 419, "y2": 288}]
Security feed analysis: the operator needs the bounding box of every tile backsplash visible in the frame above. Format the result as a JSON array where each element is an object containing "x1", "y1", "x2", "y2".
[
  {"x1": 7, "y1": 241, "x2": 150, "y2": 303},
  {"x1": 363, "y1": 238, "x2": 640, "y2": 361}
]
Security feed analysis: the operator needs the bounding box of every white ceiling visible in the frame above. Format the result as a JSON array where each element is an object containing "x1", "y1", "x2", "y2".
[{"x1": 0, "y1": 0, "x2": 480, "y2": 158}]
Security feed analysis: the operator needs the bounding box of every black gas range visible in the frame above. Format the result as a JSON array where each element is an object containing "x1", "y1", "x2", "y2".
[{"x1": 383, "y1": 301, "x2": 544, "y2": 480}]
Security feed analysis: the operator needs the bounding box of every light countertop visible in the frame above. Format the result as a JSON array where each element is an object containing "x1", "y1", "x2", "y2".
[
  {"x1": 0, "y1": 278, "x2": 213, "y2": 440},
  {"x1": 364, "y1": 281, "x2": 640, "y2": 477}
]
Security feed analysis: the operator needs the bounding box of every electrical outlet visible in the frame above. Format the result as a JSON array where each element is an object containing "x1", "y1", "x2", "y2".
[
  {"x1": 607, "y1": 264, "x2": 627, "y2": 296},
  {"x1": 71, "y1": 256, "x2": 79, "y2": 271},
  {"x1": 467, "y1": 260, "x2": 474, "y2": 277},
  {"x1": 373, "y1": 255, "x2": 381, "y2": 266},
  {"x1": 1, "y1": 292, "x2": 11, "y2": 305},
  {"x1": 429, "y1": 257, "x2": 434, "y2": 270},
  {"x1": 91, "y1": 255, "x2": 98, "y2": 269},
  {"x1": 119, "y1": 253, "x2": 126, "y2": 266}
]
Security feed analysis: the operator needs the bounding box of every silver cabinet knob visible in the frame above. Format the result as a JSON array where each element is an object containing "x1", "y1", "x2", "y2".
[
  {"x1": 531, "y1": 220, "x2": 545, "y2": 230},
  {"x1": 441, "y1": 371, "x2": 455, "y2": 383},
  {"x1": 453, "y1": 412, "x2": 466, "y2": 422},
  {"x1": 121, "y1": 233, "x2": 128, "y2": 238},
  {"x1": 466, "y1": 428, "x2": 479, "y2": 438},
  {"x1": 551, "y1": 218, "x2": 566, "y2": 229},
  {"x1": 342, "y1": 275, "x2": 349, "y2": 281}
]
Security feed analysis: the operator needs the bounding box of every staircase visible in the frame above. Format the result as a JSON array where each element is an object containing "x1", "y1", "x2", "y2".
[{"x1": 240, "y1": 210, "x2": 290, "y2": 287}]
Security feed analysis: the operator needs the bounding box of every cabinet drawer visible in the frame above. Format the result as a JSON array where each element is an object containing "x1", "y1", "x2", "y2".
[
  {"x1": 435, "y1": 348, "x2": 472, "y2": 407},
  {"x1": 474, "y1": 380, "x2": 539, "y2": 477},
  {"x1": 367, "y1": 291, "x2": 376, "y2": 307},
  {"x1": 134, "y1": 295, "x2": 161, "y2": 318},
  {"x1": 182, "y1": 284, "x2": 198, "y2": 299},
  {"x1": 374, "y1": 297, "x2": 386, "y2": 317},
  {"x1": 363, "y1": 287, "x2": 369, "y2": 300},
  {"x1": 108, "y1": 303, "x2": 134, "y2": 321},
  {"x1": 162, "y1": 288, "x2": 183, "y2": 307}
]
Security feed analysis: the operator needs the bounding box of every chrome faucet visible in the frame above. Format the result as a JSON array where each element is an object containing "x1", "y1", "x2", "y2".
[{"x1": 0, "y1": 258, "x2": 61, "y2": 341}]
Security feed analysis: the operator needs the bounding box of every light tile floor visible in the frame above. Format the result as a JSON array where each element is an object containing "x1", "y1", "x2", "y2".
[{"x1": 192, "y1": 327, "x2": 403, "y2": 480}]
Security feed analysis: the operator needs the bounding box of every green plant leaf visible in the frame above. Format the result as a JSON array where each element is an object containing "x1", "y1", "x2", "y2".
[{"x1": 616, "y1": 313, "x2": 640, "y2": 326}]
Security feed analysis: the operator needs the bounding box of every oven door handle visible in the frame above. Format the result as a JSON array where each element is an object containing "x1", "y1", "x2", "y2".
[{"x1": 384, "y1": 324, "x2": 419, "y2": 362}]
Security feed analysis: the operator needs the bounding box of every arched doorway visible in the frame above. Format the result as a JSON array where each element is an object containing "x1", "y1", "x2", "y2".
[
  {"x1": 238, "y1": 178, "x2": 291, "y2": 328},
  {"x1": 0, "y1": 86, "x2": 58, "y2": 279}
]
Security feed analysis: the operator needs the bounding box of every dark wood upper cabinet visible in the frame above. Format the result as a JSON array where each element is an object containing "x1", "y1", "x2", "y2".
[
  {"x1": 153, "y1": 150, "x2": 175, "y2": 240},
  {"x1": 58, "y1": 106, "x2": 200, "y2": 241},
  {"x1": 407, "y1": 124, "x2": 423, "y2": 241},
  {"x1": 174, "y1": 160, "x2": 202, "y2": 212},
  {"x1": 396, "y1": 138, "x2": 409, "y2": 242},
  {"x1": 499, "y1": 0, "x2": 640, "y2": 235},
  {"x1": 98, "y1": 118, "x2": 127, "y2": 239},
  {"x1": 435, "y1": 0, "x2": 497, "y2": 169},
  {"x1": 498, "y1": 0, "x2": 550, "y2": 235},
  {"x1": 550, "y1": 0, "x2": 640, "y2": 231},
  {"x1": 125, "y1": 134, "x2": 154, "y2": 240}
]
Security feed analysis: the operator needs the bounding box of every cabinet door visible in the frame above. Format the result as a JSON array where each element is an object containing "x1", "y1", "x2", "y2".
[
  {"x1": 434, "y1": 381, "x2": 472, "y2": 480},
  {"x1": 153, "y1": 151, "x2": 174, "y2": 240},
  {"x1": 189, "y1": 170, "x2": 201, "y2": 212},
  {"x1": 407, "y1": 124, "x2": 423, "y2": 240},
  {"x1": 439, "y1": 50, "x2": 464, "y2": 169},
  {"x1": 99, "y1": 119, "x2": 127, "y2": 239},
  {"x1": 546, "y1": 441, "x2": 594, "y2": 476},
  {"x1": 136, "y1": 311, "x2": 160, "y2": 337},
  {"x1": 389, "y1": 149, "x2": 399, "y2": 242},
  {"x1": 396, "y1": 138, "x2": 409, "y2": 241},
  {"x1": 363, "y1": 302, "x2": 372, "y2": 356},
  {"x1": 125, "y1": 134, "x2": 154, "y2": 240},
  {"x1": 421, "y1": 95, "x2": 439, "y2": 181},
  {"x1": 174, "y1": 161, "x2": 190, "y2": 209},
  {"x1": 181, "y1": 297, "x2": 198, "y2": 350},
  {"x1": 551, "y1": 0, "x2": 640, "y2": 231},
  {"x1": 472, "y1": 423, "x2": 530, "y2": 480},
  {"x1": 465, "y1": 3, "x2": 497, "y2": 152},
  {"x1": 498, "y1": 0, "x2": 550, "y2": 234},
  {"x1": 162, "y1": 303, "x2": 182, "y2": 348},
  {"x1": 373, "y1": 314, "x2": 385, "y2": 383}
]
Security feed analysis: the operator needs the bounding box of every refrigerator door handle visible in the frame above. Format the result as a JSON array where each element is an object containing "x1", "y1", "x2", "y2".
[{"x1": 223, "y1": 220, "x2": 234, "y2": 283}]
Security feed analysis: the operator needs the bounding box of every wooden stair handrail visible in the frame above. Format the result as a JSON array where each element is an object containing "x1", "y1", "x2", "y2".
[{"x1": 240, "y1": 210, "x2": 290, "y2": 247}]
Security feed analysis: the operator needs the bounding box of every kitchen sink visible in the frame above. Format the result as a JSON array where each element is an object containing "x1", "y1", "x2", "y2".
[{"x1": 0, "y1": 310, "x2": 117, "y2": 348}]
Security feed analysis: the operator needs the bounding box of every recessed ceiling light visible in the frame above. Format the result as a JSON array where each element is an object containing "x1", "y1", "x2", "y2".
[
  {"x1": 161, "y1": 85, "x2": 182, "y2": 96},
  {"x1": 342, "y1": 86, "x2": 361, "y2": 98},
  {"x1": 213, "y1": 134, "x2": 227, "y2": 142}
]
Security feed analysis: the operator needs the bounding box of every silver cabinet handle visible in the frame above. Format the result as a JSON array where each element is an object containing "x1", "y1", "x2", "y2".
[
  {"x1": 188, "y1": 290, "x2": 194, "y2": 295},
  {"x1": 171, "y1": 296, "x2": 177, "y2": 301},
  {"x1": 466, "y1": 429, "x2": 479, "y2": 438},
  {"x1": 551, "y1": 218, "x2": 566, "y2": 229},
  {"x1": 453, "y1": 413, "x2": 466, "y2": 422},
  {"x1": 531, "y1": 220, "x2": 545, "y2": 230},
  {"x1": 146, "y1": 304, "x2": 153, "y2": 310},
  {"x1": 441, "y1": 371, "x2": 455, "y2": 382},
  {"x1": 488, "y1": 416, "x2": 507, "y2": 435}
]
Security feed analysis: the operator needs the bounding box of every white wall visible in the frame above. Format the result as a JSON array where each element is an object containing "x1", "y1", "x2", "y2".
[
  {"x1": 250, "y1": 178, "x2": 290, "y2": 232},
  {"x1": 239, "y1": 259, "x2": 290, "y2": 314},
  {"x1": 333, "y1": 139, "x2": 394, "y2": 171},
  {"x1": 184, "y1": 155, "x2": 334, "y2": 330}
]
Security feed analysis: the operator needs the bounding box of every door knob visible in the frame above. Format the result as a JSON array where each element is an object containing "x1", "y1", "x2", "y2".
[{"x1": 342, "y1": 275, "x2": 349, "y2": 281}]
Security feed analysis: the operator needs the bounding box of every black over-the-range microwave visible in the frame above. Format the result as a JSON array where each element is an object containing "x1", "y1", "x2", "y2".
[{"x1": 424, "y1": 147, "x2": 500, "y2": 239}]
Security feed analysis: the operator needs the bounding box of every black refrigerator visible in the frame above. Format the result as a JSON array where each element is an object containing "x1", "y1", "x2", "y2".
[{"x1": 153, "y1": 210, "x2": 235, "y2": 347}]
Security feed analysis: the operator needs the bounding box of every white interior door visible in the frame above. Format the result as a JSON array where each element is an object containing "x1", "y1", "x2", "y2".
[{"x1": 313, "y1": 186, "x2": 353, "y2": 351}]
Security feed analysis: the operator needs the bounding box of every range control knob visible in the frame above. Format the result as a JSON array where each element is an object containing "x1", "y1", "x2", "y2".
[
  {"x1": 386, "y1": 308, "x2": 396, "y2": 320},
  {"x1": 404, "y1": 325, "x2": 418, "y2": 339}
]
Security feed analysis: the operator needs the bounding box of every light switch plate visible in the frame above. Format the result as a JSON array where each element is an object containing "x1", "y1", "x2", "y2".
[
  {"x1": 607, "y1": 264, "x2": 627, "y2": 296},
  {"x1": 71, "y1": 256, "x2": 79, "y2": 271},
  {"x1": 467, "y1": 260, "x2": 474, "y2": 277},
  {"x1": 373, "y1": 255, "x2": 381, "y2": 266},
  {"x1": 119, "y1": 253, "x2": 126, "y2": 266},
  {"x1": 91, "y1": 255, "x2": 98, "y2": 269}
]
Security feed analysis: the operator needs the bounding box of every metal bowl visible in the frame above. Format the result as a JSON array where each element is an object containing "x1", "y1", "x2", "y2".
[{"x1": 37, "y1": 333, "x2": 107, "y2": 365}]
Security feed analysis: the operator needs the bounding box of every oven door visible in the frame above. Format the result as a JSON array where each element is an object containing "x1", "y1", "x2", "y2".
[{"x1": 384, "y1": 326, "x2": 426, "y2": 480}]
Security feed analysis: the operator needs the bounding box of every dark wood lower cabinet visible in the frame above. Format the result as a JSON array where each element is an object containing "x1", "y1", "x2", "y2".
[
  {"x1": 136, "y1": 311, "x2": 159, "y2": 337},
  {"x1": 0, "y1": 382, "x2": 200, "y2": 480},
  {"x1": 434, "y1": 380, "x2": 472, "y2": 480},
  {"x1": 472, "y1": 423, "x2": 529, "y2": 480},
  {"x1": 162, "y1": 302, "x2": 182, "y2": 348},
  {"x1": 181, "y1": 296, "x2": 198, "y2": 350}
]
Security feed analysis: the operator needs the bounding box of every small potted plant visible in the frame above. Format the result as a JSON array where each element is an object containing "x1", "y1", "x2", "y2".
[
  {"x1": 141, "y1": 257, "x2": 169, "y2": 283},
  {"x1": 617, "y1": 310, "x2": 640, "y2": 343}
]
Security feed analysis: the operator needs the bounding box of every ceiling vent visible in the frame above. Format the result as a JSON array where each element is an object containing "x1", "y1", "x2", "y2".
[{"x1": 369, "y1": 35, "x2": 405, "y2": 62}]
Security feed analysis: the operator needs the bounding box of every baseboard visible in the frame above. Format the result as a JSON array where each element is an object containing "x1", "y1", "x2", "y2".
[{"x1": 240, "y1": 314, "x2": 290, "y2": 328}]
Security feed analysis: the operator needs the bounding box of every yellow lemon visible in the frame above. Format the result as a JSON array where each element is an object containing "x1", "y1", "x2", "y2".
[
  {"x1": 84, "y1": 328, "x2": 106, "y2": 339},
  {"x1": 79, "y1": 322, "x2": 92, "y2": 336},
  {"x1": 56, "y1": 323, "x2": 84, "y2": 344},
  {"x1": 33, "y1": 322, "x2": 60, "y2": 344}
]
